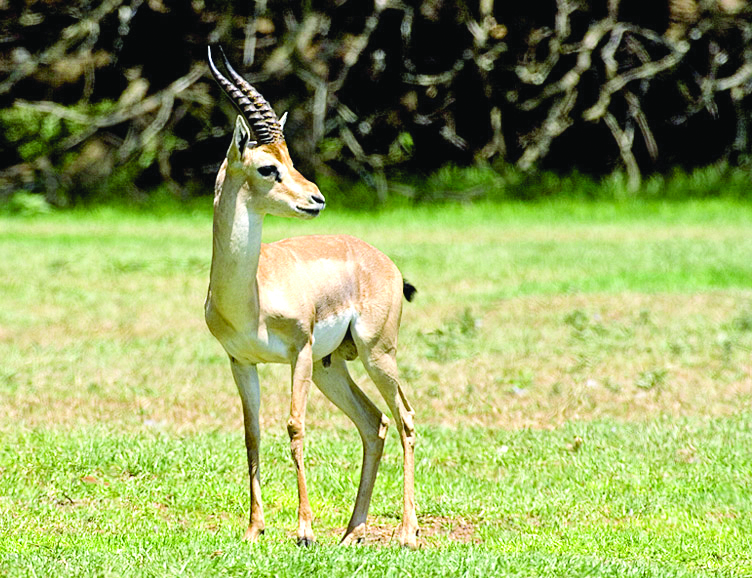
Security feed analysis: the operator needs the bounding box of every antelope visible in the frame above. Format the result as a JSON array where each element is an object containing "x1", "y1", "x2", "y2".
[{"x1": 204, "y1": 46, "x2": 419, "y2": 548}]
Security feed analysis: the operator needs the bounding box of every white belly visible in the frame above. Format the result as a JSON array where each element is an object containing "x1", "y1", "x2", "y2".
[
  {"x1": 206, "y1": 298, "x2": 355, "y2": 365},
  {"x1": 312, "y1": 309, "x2": 354, "y2": 361}
]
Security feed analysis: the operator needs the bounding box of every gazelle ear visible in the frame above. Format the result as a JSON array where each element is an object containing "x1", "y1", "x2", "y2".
[
  {"x1": 279, "y1": 111, "x2": 288, "y2": 131},
  {"x1": 228, "y1": 115, "x2": 256, "y2": 160}
]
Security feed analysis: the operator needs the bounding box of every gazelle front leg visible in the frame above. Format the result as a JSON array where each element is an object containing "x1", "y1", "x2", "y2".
[
  {"x1": 230, "y1": 360, "x2": 266, "y2": 542},
  {"x1": 288, "y1": 342, "x2": 316, "y2": 546}
]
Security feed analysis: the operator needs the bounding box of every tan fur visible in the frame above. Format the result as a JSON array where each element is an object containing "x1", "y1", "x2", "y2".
[{"x1": 205, "y1": 116, "x2": 418, "y2": 548}]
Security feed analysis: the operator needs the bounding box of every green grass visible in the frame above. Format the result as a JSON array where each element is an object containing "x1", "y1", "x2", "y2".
[
  {"x1": 1, "y1": 199, "x2": 752, "y2": 576},
  {"x1": 2, "y1": 419, "x2": 751, "y2": 576}
]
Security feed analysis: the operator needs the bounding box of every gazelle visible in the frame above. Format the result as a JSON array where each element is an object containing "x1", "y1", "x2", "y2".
[{"x1": 204, "y1": 46, "x2": 418, "y2": 548}]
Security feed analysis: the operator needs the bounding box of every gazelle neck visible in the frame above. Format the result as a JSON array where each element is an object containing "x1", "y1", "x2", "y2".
[{"x1": 208, "y1": 164, "x2": 264, "y2": 329}]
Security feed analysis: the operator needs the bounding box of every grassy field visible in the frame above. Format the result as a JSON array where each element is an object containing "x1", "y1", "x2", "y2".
[{"x1": 1, "y1": 200, "x2": 751, "y2": 576}]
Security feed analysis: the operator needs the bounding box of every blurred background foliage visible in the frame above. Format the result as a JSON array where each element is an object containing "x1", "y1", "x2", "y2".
[{"x1": 1, "y1": 0, "x2": 751, "y2": 208}]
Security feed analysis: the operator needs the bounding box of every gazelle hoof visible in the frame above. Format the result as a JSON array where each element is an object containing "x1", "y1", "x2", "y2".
[
  {"x1": 297, "y1": 536, "x2": 317, "y2": 548},
  {"x1": 398, "y1": 524, "x2": 419, "y2": 550},
  {"x1": 340, "y1": 523, "x2": 367, "y2": 546},
  {"x1": 242, "y1": 526, "x2": 264, "y2": 542}
]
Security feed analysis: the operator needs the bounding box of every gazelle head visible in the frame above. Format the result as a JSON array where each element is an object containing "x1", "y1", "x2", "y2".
[{"x1": 208, "y1": 46, "x2": 325, "y2": 219}]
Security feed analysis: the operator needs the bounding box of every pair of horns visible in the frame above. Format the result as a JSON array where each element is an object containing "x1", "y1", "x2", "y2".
[{"x1": 207, "y1": 45, "x2": 284, "y2": 145}]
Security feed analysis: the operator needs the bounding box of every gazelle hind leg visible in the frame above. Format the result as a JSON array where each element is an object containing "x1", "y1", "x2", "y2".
[
  {"x1": 312, "y1": 357, "x2": 389, "y2": 545},
  {"x1": 360, "y1": 351, "x2": 418, "y2": 549}
]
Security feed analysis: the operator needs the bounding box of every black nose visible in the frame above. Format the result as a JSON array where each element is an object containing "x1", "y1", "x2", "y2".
[{"x1": 311, "y1": 194, "x2": 325, "y2": 205}]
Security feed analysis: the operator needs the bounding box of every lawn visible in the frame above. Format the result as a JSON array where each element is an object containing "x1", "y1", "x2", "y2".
[{"x1": 1, "y1": 200, "x2": 751, "y2": 576}]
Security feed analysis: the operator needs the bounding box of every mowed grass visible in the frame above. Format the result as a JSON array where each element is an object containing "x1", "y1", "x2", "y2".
[{"x1": 1, "y1": 200, "x2": 752, "y2": 576}]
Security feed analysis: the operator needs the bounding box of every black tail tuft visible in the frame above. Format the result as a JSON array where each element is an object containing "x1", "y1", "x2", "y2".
[{"x1": 403, "y1": 280, "x2": 417, "y2": 302}]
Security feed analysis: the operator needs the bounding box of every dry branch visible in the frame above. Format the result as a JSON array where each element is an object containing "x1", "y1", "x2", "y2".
[
  {"x1": 2, "y1": 0, "x2": 751, "y2": 202},
  {"x1": 515, "y1": 0, "x2": 752, "y2": 188},
  {"x1": 15, "y1": 64, "x2": 204, "y2": 137}
]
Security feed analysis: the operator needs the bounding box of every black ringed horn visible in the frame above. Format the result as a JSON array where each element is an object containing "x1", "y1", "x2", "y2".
[
  {"x1": 207, "y1": 45, "x2": 283, "y2": 144},
  {"x1": 217, "y1": 46, "x2": 284, "y2": 143},
  {"x1": 207, "y1": 48, "x2": 254, "y2": 113}
]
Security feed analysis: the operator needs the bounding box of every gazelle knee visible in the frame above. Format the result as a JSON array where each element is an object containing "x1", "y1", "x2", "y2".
[
  {"x1": 401, "y1": 413, "x2": 416, "y2": 449},
  {"x1": 287, "y1": 417, "x2": 304, "y2": 441},
  {"x1": 398, "y1": 385, "x2": 415, "y2": 415},
  {"x1": 403, "y1": 410, "x2": 414, "y2": 435},
  {"x1": 378, "y1": 413, "x2": 389, "y2": 440},
  {"x1": 361, "y1": 413, "x2": 389, "y2": 455}
]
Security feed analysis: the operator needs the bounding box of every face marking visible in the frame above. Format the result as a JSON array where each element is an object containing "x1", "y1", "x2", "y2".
[
  {"x1": 222, "y1": 132, "x2": 323, "y2": 220},
  {"x1": 257, "y1": 165, "x2": 281, "y2": 182}
]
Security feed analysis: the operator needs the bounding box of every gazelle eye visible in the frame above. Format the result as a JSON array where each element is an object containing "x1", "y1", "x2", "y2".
[{"x1": 257, "y1": 165, "x2": 279, "y2": 179}]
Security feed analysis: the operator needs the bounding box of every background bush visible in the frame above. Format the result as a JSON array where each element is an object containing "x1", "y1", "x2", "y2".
[{"x1": 1, "y1": 0, "x2": 751, "y2": 206}]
